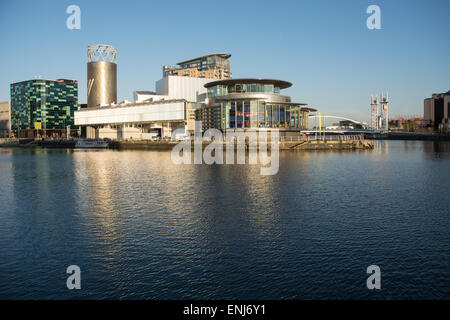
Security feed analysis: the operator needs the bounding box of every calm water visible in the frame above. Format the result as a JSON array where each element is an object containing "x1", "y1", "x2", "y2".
[{"x1": 0, "y1": 141, "x2": 449, "y2": 299}]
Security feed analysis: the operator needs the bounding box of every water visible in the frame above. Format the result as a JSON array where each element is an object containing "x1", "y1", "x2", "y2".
[{"x1": 0, "y1": 141, "x2": 449, "y2": 299}]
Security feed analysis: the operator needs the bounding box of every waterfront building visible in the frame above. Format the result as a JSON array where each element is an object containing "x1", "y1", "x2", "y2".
[
  {"x1": 424, "y1": 90, "x2": 450, "y2": 129},
  {"x1": 201, "y1": 78, "x2": 315, "y2": 135},
  {"x1": 10, "y1": 79, "x2": 78, "y2": 137},
  {"x1": 162, "y1": 53, "x2": 231, "y2": 79},
  {"x1": 75, "y1": 99, "x2": 202, "y2": 139},
  {"x1": 0, "y1": 101, "x2": 11, "y2": 137},
  {"x1": 78, "y1": 53, "x2": 230, "y2": 139},
  {"x1": 76, "y1": 52, "x2": 316, "y2": 140}
]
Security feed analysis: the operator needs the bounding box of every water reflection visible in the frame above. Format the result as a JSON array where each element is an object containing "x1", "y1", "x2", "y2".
[
  {"x1": 0, "y1": 142, "x2": 449, "y2": 299},
  {"x1": 423, "y1": 140, "x2": 450, "y2": 153}
]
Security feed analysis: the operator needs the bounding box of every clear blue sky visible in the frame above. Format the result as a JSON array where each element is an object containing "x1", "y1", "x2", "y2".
[{"x1": 0, "y1": 0, "x2": 449, "y2": 122}]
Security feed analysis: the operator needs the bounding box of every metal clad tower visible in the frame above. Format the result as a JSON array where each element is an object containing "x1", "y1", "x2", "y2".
[{"x1": 87, "y1": 44, "x2": 117, "y2": 107}]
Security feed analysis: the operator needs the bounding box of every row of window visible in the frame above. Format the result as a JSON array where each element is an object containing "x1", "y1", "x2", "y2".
[
  {"x1": 208, "y1": 84, "x2": 281, "y2": 98},
  {"x1": 219, "y1": 101, "x2": 308, "y2": 129}
]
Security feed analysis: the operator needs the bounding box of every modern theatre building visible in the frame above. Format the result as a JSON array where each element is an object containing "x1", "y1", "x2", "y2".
[
  {"x1": 200, "y1": 78, "x2": 315, "y2": 135},
  {"x1": 75, "y1": 48, "x2": 316, "y2": 140}
]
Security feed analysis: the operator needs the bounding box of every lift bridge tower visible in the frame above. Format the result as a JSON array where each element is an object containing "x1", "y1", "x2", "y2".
[
  {"x1": 380, "y1": 92, "x2": 389, "y2": 131},
  {"x1": 370, "y1": 95, "x2": 379, "y2": 129}
]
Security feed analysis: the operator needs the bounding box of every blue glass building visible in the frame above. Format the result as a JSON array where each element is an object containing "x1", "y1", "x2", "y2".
[{"x1": 10, "y1": 79, "x2": 78, "y2": 136}]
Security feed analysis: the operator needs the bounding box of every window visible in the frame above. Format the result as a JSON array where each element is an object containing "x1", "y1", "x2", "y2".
[
  {"x1": 236, "y1": 101, "x2": 243, "y2": 128},
  {"x1": 244, "y1": 101, "x2": 250, "y2": 128},
  {"x1": 266, "y1": 105, "x2": 272, "y2": 127},
  {"x1": 229, "y1": 102, "x2": 236, "y2": 128},
  {"x1": 272, "y1": 105, "x2": 280, "y2": 127},
  {"x1": 258, "y1": 103, "x2": 265, "y2": 127}
]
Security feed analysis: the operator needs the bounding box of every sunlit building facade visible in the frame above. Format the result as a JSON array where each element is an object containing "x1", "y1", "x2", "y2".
[
  {"x1": 0, "y1": 101, "x2": 11, "y2": 137},
  {"x1": 163, "y1": 53, "x2": 231, "y2": 79},
  {"x1": 424, "y1": 90, "x2": 450, "y2": 128}
]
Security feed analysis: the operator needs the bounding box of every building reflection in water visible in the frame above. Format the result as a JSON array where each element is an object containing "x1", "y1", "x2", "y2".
[
  {"x1": 73, "y1": 150, "x2": 131, "y2": 278},
  {"x1": 2, "y1": 142, "x2": 450, "y2": 298},
  {"x1": 423, "y1": 140, "x2": 450, "y2": 154}
]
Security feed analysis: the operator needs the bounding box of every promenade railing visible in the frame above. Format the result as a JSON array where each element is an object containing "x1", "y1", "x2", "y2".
[{"x1": 279, "y1": 135, "x2": 364, "y2": 142}]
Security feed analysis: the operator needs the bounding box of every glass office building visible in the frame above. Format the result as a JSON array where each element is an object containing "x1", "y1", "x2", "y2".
[
  {"x1": 10, "y1": 79, "x2": 78, "y2": 133},
  {"x1": 204, "y1": 79, "x2": 315, "y2": 131}
]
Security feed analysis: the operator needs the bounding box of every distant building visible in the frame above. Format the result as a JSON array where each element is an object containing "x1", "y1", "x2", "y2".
[
  {"x1": 424, "y1": 90, "x2": 450, "y2": 129},
  {"x1": 338, "y1": 120, "x2": 363, "y2": 129},
  {"x1": 0, "y1": 101, "x2": 11, "y2": 137},
  {"x1": 389, "y1": 117, "x2": 423, "y2": 130},
  {"x1": 10, "y1": 79, "x2": 79, "y2": 137},
  {"x1": 163, "y1": 53, "x2": 231, "y2": 79}
]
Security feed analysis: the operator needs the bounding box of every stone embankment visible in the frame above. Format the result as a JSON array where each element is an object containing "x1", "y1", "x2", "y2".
[{"x1": 1, "y1": 138, "x2": 374, "y2": 151}]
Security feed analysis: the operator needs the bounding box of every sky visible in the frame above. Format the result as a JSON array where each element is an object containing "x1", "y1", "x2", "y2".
[{"x1": 0, "y1": 0, "x2": 449, "y2": 122}]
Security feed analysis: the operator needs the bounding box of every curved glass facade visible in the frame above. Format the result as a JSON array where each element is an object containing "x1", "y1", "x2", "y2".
[
  {"x1": 202, "y1": 79, "x2": 313, "y2": 132},
  {"x1": 219, "y1": 100, "x2": 308, "y2": 130},
  {"x1": 208, "y1": 83, "x2": 281, "y2": 98}
]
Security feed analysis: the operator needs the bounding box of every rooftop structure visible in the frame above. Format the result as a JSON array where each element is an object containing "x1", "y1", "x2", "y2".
[
  {"x1": 133, "y1": 91, "x2": 168, "y2": 103},
  {"x1": 204, "y1": 78, "x2": 291, "y2": 90},
  {"x1": 163, "y1": 53, "x2": 231, "y2": 79}
]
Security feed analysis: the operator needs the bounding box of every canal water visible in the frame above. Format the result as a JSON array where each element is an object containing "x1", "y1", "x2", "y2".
[{"x1": 0, "y1": 141, "x2": 449, "y2": 299}]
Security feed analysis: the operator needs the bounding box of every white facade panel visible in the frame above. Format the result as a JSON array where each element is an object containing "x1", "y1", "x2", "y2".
[
  {"x1": 75, "y1": 101, "x2": 185, "y2": 126},
  {"x1": 155, "y1": 76, "x2": 212, "y2": 102},
  {"x1": 133, "y1": 91, "x2": 169, "y2": 102}
]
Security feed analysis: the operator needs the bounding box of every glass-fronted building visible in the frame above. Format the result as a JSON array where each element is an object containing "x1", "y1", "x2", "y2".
[
  {"x1": 203, "y1": 79, "x2": 315, "y2": 131},
  {"x1": 10, "y1": 79, "x2": 78, "y2": 135}
]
